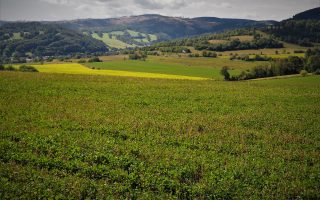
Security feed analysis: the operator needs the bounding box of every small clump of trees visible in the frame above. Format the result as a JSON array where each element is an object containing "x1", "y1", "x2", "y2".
[
  {"x1": 202, "y1": 51, "x2": 217, "y2": 58},
  {"x1": 88, "y1": 57, "x2": 102, "y2": 63},
  {"x1": 0, "y1": 64, "x2": 38, "y2": 72},
  {"x1": 128, "y1": 51, "x2": 148, "y2": 61}
]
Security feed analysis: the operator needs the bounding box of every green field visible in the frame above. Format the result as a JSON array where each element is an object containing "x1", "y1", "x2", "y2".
[
  {"x1": 92, "y1": 33, "x2": 136, "y2": 49},
  {"x1": 0, "y1": 71, "x2": 319, "y2": 199},
  {"x1": 88, "y1": 56, "x2": 266, "y2": 80},
  {"x1": 91, "y1": 30, "x2": 157, "y2": 49}
]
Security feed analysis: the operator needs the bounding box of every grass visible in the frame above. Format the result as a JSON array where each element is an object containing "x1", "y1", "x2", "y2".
[
  {"x1": 11, "y1": 32, "x2": 22, "y2": 40},
  {"x1": 17, "y1": 63, "x2": 207, "y2": 80},
  {"x1": 230, "y1": 35, "x2": 254, "y2": 42},
  {"x1": 87, "y1": 56, "x2": 266, "y2": 80},
  {"x1": 0, "y1": 72, "x2": 319, "y2": 199}
]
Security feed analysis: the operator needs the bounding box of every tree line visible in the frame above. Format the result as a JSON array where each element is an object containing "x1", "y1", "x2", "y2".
[{"x1": 221, "y1": 49, "x2": 320, "y2": 81}]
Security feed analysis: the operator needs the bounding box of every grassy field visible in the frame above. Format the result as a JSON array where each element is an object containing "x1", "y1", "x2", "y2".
[
  {"x1": 92, "y1": 33, "x2": 136, "y2": 49},
  {"x1": 88, "y1": 55, "x2": 266, "y2": 80},
  {"x1": 91, "y1": 30, "x2": 157, "y2": 48},
  {"x1": 0, "y1": 72, "x2": 319, "y2": 199},
  {"x1": 18, "y1": 63, "x2": 206, "y2": 80}
]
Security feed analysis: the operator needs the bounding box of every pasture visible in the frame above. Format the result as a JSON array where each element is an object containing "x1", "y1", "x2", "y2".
[
  {"x1": 0, "y1": 72, "x2": 319, "y2": 199},
  {"x1": 17, "y1": 63, "x2": 207, "y2": 80},
  {"x1": 88, "y1": 55, "x2": 266, "y2": 80}
]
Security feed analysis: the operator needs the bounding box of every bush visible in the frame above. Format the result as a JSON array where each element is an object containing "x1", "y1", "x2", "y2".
[
  {"x1": 78, "y1": 59, "x2": 87, "y2": 63},
  {"x1": 88, "y1": 57, "x2": 102, "y2": 63},
  {"x1": 314, "y1": 69, "x2": 320, "y2": 75},
  {"x1": 300, "y1": 70, "x2": 308, "y2": 77},
  {"x1": 19, "y1": 65, "x2": 38, "y2": 72},
  {"x1": 202, "y1": 51, "x2": 217, "y2": 58},
  {"x1": 294, "y1": 50, "x2": 305, "y2": 54},
  {"x1": 129, "y1": 51, "x2": 147, "y2": 61},
  {"x1": 0, "y1": 64, "x2": 4, "y2": 71},
  {"x1": 220, "y1": 66, "x2": 230, "y2": 80}
]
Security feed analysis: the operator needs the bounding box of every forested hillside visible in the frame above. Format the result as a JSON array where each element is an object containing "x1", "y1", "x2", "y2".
[
  {"x1": 146, "y1": 29, "x2": 283, "y2": 52},
  {"x1": 0, "y1": 22, "x2": 108, "y2": 63},
  {"x1": 263, "y1": 7, "x2": 320, "y2": 47}
]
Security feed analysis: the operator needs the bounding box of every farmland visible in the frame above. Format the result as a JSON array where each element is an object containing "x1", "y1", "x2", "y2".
[
  {"x1": 0, "y1": 72, "x2": 319, "y2": 199},
  {"x1": 91, "y1": 30, "x2": 158, "y2": 49},
  {"x1": 12, "y1": 63, "x2": 207, "y2": 80},
  {"x1": 87, "y1": 56, "x2": 266, "y2": 80}
]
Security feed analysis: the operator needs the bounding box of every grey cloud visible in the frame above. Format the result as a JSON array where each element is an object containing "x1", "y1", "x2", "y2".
[
  {"x1": 133, "y1": 0, "x2": 187, "y2": 9},
  {"x1": 0, "y1": 0, "x2": 318, "y2": 21}
]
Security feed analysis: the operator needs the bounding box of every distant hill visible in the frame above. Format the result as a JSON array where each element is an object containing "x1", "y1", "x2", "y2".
[
  {"x1": 293, "y1": 7, "x2": 320, "y2": 20},
  {"x1": 0, "y1": 15, "x2": 275, "y2": 50},
  {"x1": 54, "y1": 14, "x2": 274, "y2": 41}
]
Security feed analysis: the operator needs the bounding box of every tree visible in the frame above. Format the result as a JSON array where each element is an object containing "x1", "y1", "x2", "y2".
[
  {"x1": 306, "y1": 56, "x2": 320, "y2": 72},
  {"x1": 220, "y1": 66, "x2": 230, "y2": 80}
]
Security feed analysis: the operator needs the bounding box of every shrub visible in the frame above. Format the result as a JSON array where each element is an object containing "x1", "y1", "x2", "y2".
[
  {"x1": 202, "y1": 51, "x2": 217, "y2": 58},
  {"x1": 78, "y1": 59, "x2": 87, "y2": 63},
  {"x1": 294, "y1": 50, "x2": 305, "y2": 54},
  {"x1": 19, "y1": 65, "x2": 38, "y2": 72},
  {"x1": 88, "y1": 57, "x2": 102, "y2": 63},
  {"x1": 300, "y1": 70, "x2": 308, "y2": 77},
  {"x1": 314, "y1": 69, "x2": 320, "y2": 75},
  {"x1": 129, "y1": 51, "x2": 147, "y2": 61},
  {"x1": 0, "y1": 64, "x2": 4, "y2": 71},
  {"x1": 220, "y1": 66, "x2": 230, "y2": 80}
]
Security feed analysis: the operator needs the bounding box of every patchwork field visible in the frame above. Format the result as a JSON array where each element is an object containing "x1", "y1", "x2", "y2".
[
  {"x1": 0, "y1": 72, "x2": 319, "y2": 199},
  {"x1": 88, "y1": 56, "x2": 267, "y2": 80},
  {"x1": 20, "y1": 63, "x2": 207, "y2": 80}
]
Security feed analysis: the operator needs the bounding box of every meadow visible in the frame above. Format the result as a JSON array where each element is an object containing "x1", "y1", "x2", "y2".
[
  {"x1": 91, "y1": 30, "x2": 157, "y2": 49},
  {"x1": 0, "y1": 71, "x2": 319, "y2": 199},
  {"x1": 88, "y1": 55, "x2": 266, "y2": 80}
]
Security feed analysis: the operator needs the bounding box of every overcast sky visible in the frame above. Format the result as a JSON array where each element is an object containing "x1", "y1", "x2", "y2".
[{"x1": 0, "y1": 0, "x2": 319, "y2": 21}]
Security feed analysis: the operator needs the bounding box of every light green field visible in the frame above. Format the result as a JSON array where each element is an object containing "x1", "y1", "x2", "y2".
[
  {"x1": 20, "y1": 63, "x2": 207, "y2": 80},
  {"x1": 92, "y1": 30, "x2": 157, "y2": 48},
  {"x1": 11, "y1": 32, "x2": 22, "y2": 40},
  {"x1": 92, "y1": 33, "x2": 136, "y2": 49},
  {"x1": 87, "y1": 56, "x2": 266, "y2": 80}
]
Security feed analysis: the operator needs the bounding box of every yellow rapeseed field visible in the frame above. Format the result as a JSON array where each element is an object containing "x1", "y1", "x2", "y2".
[{"x1": 29, "y1": 63, "x2": 208, "y2": 80}]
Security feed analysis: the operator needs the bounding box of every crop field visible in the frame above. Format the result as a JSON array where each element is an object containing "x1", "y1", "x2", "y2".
[
  {"x1": 88, "y1": 55, "x2": 266, "y2": 80},
  {"x1": 17, "y1": 63, "x2": 206, "y2": 80},
  {"x1": 0, "y1": 72, "x2": 319, "y2": 199}
]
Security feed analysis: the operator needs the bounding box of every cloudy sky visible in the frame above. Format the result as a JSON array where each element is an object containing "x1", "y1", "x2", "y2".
[{"x1": 0, "y1": 0, "x2": 319, "y2": 21}]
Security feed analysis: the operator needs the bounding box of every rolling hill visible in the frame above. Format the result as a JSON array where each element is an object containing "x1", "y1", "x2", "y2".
[
  {"x1": 293, "y1": 7, "x2": 320, "y2": 20},
  {"x1": 53, "y1": 14, "x2": 275, "y2": 46}
]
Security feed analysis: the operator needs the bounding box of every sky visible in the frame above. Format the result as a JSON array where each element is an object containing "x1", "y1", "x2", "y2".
[{"x1": 0, "y1": 0, "x2": 319, "y2": 21}]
